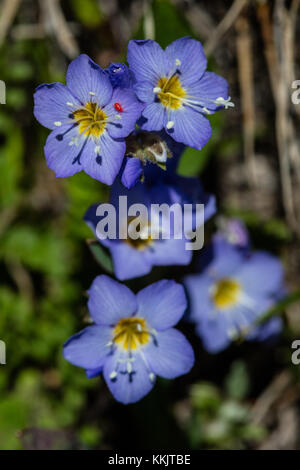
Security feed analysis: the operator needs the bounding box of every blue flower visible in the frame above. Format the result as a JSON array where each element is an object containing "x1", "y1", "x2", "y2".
[
  {"x1": 105, "y1": 62, "x2": 135, "y2": 89},
  {"x1": 63, "y1": 275, "x2": 194, "y2": 404},
  {"x1": 216, "y1": 217, "x2": 250, "y2": 251},
  {"x1": 84, "y1": 177, "x2": 216, "y2": 280},
  {"x1": 184, "y1": 236, "x2": 284, "y2": 353},
  {"x1": 127, "y1": 37, "x2": 233, "y2": 150},
  {"x1": 34, "y1": 54, "x2": 144, "y2": 185}
]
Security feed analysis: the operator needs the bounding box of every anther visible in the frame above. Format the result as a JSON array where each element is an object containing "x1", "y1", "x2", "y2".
[
  {"x1": 94, "y1": 145, "x2": 101, "y2": 155},
  {"x1": 214, "y1": 96, "x2": 235, "y2": 109},
  {"x1": 153, "y1": 87, "x2": 161, "y2": 93},
  {"x1": 54, "y1": 121, "x2": 62, "y2": 126},
  {"x1": 109, "y1": 370, "x2": 117, "y2": 380},
  {"x1": 114, "y1": 114, "x2": 122, "y2": 120},
  {"x1": 66, "y1": 102, "x2": 74, "y2": 107},
  {"x1": 175, "y1": 59, "x2": 181, "y2": 66},
  {"x1": 149, "y1": 373, "x2": 155, "y2": 383},
  {"x1": 127, "y1": 362, "x2": 133, "y2": 374},
  {"x1": 166, "y1": 120, "x2": 174, "y2": 129},
  {"x1": 89, "y1": 91, "x2": 96, "y2": 96}
]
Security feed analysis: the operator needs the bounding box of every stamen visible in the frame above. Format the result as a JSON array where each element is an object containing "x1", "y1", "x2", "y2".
[
  {"x1": 227, "y1": 327, "x2": 238, "y2": 339},
  {"x1": 54, "y1": 121, "x2": 62, "y2": 126},
  {"x1": 94, "y1": 145, "x2": 101, "y2": 155},
  {"x1": 114, "y1": 114, "x2": 122, "y2": 120},
  {"x1": 109, "y1": 370, "x2": 117, "y2": 380},
  {"x1": 153, "y1": 87, "x2": 161, "y2": 93},
  {"x1": 127, "y1": 362, "x2": 133, "y2": 374},
  {"x1": 66, "y1": 102, "x2": 74, "y2": 107},
  {"x1": 149, "y1": 372, "x2": 155, "y2": 383},
  {"x1": 166, "y1": 120, "x2": 174, "y2": 129},
  {"x1": 214, "y1": 96, "x2": 235, "y2": 109},
  {"x1": 175, "y1": 58, "x2": 181, "y2": 66},
  {"x1": 89, "y1": 91, "x2": 96, "y2": 96}
]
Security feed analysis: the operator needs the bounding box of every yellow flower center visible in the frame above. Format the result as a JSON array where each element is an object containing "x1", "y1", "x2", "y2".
[
  {"x1": 73, "y1": 101, "x2": 107, "y2": 137},
  {"x1": 157, "y1": 76, "x2": 186, "y2": 110},
  {"x1": 212, "y1": 278, "x2": 241, "y2": 309},
  {"x1": 113, "y1": 317, "x2": 150, "y2": 351}
]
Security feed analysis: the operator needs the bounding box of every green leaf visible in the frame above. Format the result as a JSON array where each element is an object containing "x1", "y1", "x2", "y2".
[
  {"x1": 87, "y1": 240, "x2": 114, "y2": 274},
  {"x1": 224, "y1": 360, "x2": 249, "y2": 400},
  {"x1": 0, "y1": 113, "x2": 24, "y2": 207},
  {"x1": 152, "y1": 0, "x2": 193, "y2": 47},
  {"x1": 190, "y1": 381, "x2": 221, "y2": 412},
  {"x1": 69, "y1": 0, "x2": 103, "y2": 27}
]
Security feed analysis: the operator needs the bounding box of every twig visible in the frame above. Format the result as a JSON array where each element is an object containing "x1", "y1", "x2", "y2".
[
  {"x1": 257, "y1": 0, "x2": 299, "y2": 232},
  {"x1": 0, "y1": 0, "x2": 22, "y2": 45},
  {"x1": 273, "y1": 0, "x2": 297, "y2": 230},
  {"x1": 251, "y1": 371, "x2": 292, "y2": 426},
  {"x1": 40, "y1": 0, "x2": 79, "y2": 59},
  {"x1": 143, "y1": 0, "x2": 155, "y2": 40},
  {"x1": 235, "y1": 14, "x2": 257, "y2": 188},
  {"x1": 204, "y1": 0, "x2": 248, "y2": 56},
  {"x1": 170, "y1": 0, "x2": 215, "y2": 40}
]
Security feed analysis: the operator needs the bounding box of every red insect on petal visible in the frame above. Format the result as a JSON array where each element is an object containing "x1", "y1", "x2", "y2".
[{"x1": 114, "y1": 102, "x2": 124, "y2": 112}]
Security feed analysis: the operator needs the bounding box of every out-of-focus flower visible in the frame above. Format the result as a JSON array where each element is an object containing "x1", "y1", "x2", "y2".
[
  {"x1": 216, "y1": 216, "x2": 250, "y2": 251},
  {"x1": 184, "y1": 236, "x2": 284, "y2": 353},
  {"x1": 84, "y1": 177, "x2": 216, "y2": 280},
  {"x1": 63, "y1": 275, "x2": 194, "y2": 404},
  {"x1": 34, "y1": 54, "x2": 144, "y2": 185},
  {"x1": 105, "y1": 62, "x2": 136, "y2": 89},
  {"x1": 127, "y1": 37, "x2": 233, "y2": 150}
]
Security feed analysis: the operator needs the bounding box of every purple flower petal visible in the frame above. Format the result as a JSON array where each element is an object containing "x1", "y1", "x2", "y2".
[
  {"x1": 81, "y1": 132, "x2": 126, "y2": 185},
  {"x1": 44, "y1": 126, "x2": 84, "y2": 177},
  {"x1": 103, "y1": 352, "x2": 155, "y2": 404},
  {"x1": 166, "y1": 106, "x2": 212, "y2": 150},
  {"x1": 144, "y1": 238, "x2": 192, "y2": 266},
  {"x1": 66, "y1": 54, "x2": 112, "y2": 106},
  {"x1": 196, "y1": 316, "x2": 231, "y2": 353},
  {"x1": 236, "y1": 251, "x2": 284, "y2": 296},
  {"x1": 165, "y1": 37, "x2": 207, "y2": 86},
  {"x1": 188, "y1": 72, "x2": 229, "y2": 112},
  {"x1": 145, "y1": 328, "x2": 194, "y2": 378},
  {"x1": 109, "y1": 242, "x2": 152, "y2": 280},
  {"x1": 120, "y1": 157, "x2": 143, "y2": 189},
  {"x1": 33, "y1": 82, "x2": 80, "y2": 130},
  {"x1": 63, "y1": 325, "x2": 111, "y2": 369},
  {"x1": 86, "y1": 367, "x2": 103, "y2": 378},
  {"x1": 105, "y1": 88, "x2": 144, "y2": 139},
  {"x1": 184, "y1": 273, "x2": 215, "y2": 322},
  {"x1": 87, "y1": 275, "x2": 137, "y2": 325},
  {"x1": 134, "y1": 80, "x2": 156, "y2": 103},
  {"x1": 140, "y1": 102, "x2": 166, "y2": 132},
  {"x1": 136, "y1": 280, "x2": 187, "y2": 330},
  {"x1": 127, "y1": 39, "x2": 168, "y2": 84}
]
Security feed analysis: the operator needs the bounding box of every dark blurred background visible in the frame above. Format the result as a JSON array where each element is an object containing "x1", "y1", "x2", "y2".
[{"x1": 0, "y1": 0, "x2": 300, "y2": 450}]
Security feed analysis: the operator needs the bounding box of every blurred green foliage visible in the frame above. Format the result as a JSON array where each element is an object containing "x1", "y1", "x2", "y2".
[{"x1": 183, "y1": 362, "x2": 266, "y2": 449}]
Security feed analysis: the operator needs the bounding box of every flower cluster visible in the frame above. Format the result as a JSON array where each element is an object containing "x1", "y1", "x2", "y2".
[{"x1": 34, "y1": 37, "x2": 285, "y2": 405}]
